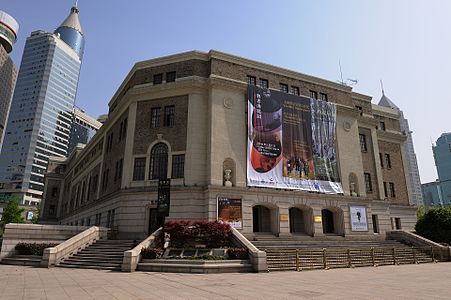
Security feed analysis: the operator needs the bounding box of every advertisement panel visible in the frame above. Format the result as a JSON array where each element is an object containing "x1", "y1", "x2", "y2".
[
  {"x1": 247, "y1": 85, "x2": 342, "y2": 193},
  {"x1": 349, "y1": 206, "x2": 368, "y2": 231},
  {"x1": 217, "y1": 197, "x2": 242, "y2": 229}
]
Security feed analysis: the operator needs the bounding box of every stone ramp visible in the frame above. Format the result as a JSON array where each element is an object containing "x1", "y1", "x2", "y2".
[{"x1": 57, "y1": 240, "x2": 135, "y2": 271}]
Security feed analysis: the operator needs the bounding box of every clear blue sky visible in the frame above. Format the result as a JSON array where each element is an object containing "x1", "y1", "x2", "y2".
[{"x1": 3, "y1": 0, "x2": 450, "y2": 183}]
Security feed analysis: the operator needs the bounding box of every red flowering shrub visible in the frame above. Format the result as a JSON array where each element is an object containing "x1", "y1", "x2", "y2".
[{"x1": 164, "y1": 220, "x2": 232, "y2": 248}]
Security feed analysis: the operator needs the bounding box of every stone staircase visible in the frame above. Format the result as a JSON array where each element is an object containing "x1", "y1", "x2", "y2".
[
  {"x1": 251, "y1": 236, "x2": 436, "y2": 272},
  {"x1": 57, "y1": 240, "x2": 135, "y2": 271},
  {"x1": 1, "y1": 255, "x2": 42, "y2": 267}
]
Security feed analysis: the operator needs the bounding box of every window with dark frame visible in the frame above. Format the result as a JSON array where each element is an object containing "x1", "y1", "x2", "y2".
[
  {"x1": 259, "y1": 78, "x2": 269, "y2": 88},
  {"x1": 133, "y1": 157, "x2": 146, "y2": 181},
  {"x1": 279, "y1": 83, "x2": 288, "y2": 93},
  {"x1": 385, "y1": 153, "x2": 392, "y2": 169},
  {"x1": 246, "y1": 75, "x2": 256, "y2": 86},
  {"x1": 380, "y1": 121, "x2": 386, "y2": 131},
  {"x1": 164, "y1": 105, "x2": 175, "y2": 127},
  {"x1": 171, "y1": 154, "x2": 185, "y2": 179},
  {"x1": 149, "y1": 143, "x2": 169, "y2": 180},
  {"x1": 359, "y1": 134, "x2": 367, "y2": 152},
  {"x1": 166, "y1": 71, "x2": 176, "y2": 83},
  {"x1": 151, "y1": 107, "x2": 161, "y2": 128},
  {"x1": 383, "y1": 182, "x2": 388, "y2": 198},
  {"x1": 364, "y1": 173, "x2": 373, "y2": 193},
  {"x1": 153, "y1": 73, "x2": 163, "y2": 85},
  {"x1": 291, "y1": 86, "x2": 299, "y2": 95},
  {"x1": 309, "y1": 90, "x2": 318, "y2": 99},
  {"x1": 379, "y1": 153, "x2": 384, "y2": 168},
  {"x1": 389, "y1": 182, "x2": 396, "y2": 197},
  {"x1": 319, "y1": 93, "x2": 328, "y2": 102}
]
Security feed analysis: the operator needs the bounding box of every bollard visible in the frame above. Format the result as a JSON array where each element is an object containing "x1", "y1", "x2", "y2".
[
  {"x1": 323, "y1": 248, "x2": 327, "y2": 269},
  {"x1": 347, "y1": 248, "x2": 352, "y2": 268},
  {"x1": 296, "y1": 249, "x2": 300, "y2": 272},
  {"x1": 371, "y1": 247, "x2": 375, "y2": 266}
]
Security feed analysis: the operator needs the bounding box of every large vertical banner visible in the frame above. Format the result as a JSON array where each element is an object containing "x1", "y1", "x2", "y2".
[
  {"x1": 217, "y1": 197, "x2": 242, "y2": 229},
  {"x1": 247, "y1": 86, "x2": 343, "y2": 193}
]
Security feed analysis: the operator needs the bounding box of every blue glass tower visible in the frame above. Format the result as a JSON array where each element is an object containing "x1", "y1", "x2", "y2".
[
  {"x1": 433, "y1": 133, "x2": 451, "y2": 206},
  {"x1": 0, "y1": 6, "x2": 84, "y2": 205}
]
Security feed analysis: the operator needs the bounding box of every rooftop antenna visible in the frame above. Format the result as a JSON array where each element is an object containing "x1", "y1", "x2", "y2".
[
  {"x1": 337, "y1": 60, "x2": 358, "y2": 86},
  {"x1": 75, "y1": 0, "x2": 79, "y2": 7},
  {"x1": 380, "y1": 79, "x2": 385, "y2": 95},
  {"x1": 338, "y1": 59, "x2": 345, "y2": 85}
]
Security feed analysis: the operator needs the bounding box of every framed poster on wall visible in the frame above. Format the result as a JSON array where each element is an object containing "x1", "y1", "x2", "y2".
[
  {"x1": 349, "y1": 206, "x2": 368, "y2": 231},
  {"x1": 217, "y1": 197, "x2": 242, "y2": 229}
]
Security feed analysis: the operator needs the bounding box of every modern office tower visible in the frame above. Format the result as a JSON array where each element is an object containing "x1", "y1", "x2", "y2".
[
  {"x1": 0, "y1": 5, "x2": 84, "y2": 205},
  {"x1": 433, "y1": 133, "x2": 451, "y2": 206},
  {"x1": 0, "y1": 11, "x2": 19, "y2": 147},
  {"x1": 378, "y1": 90, "x2": 423, "y2": 206},
  {"x1": 421, "y1": 180, "x2": 443, "y2": 207},
  {"x1": 67, "y1": 107, "x2": 102, "y2": 156}
]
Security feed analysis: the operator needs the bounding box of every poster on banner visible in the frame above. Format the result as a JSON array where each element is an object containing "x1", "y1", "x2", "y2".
[
  {"x1": 246, "y1": 85, "x2": 343, "y2": 193},
  {"x1": 349, "y1": 206, "x2": 368, "y2": 231},
  {"x1": 217, "y1": 197, "x2": 242, "y2": 229}
]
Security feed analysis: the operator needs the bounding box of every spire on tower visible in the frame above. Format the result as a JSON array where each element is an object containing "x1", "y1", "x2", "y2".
[{"x1": 54, "y1": 5, "x2": 85, "y2": 59}]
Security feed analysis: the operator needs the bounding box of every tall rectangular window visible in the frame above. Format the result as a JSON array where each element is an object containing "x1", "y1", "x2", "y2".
[
  {"x1": 164, "y1": 105, "x2": 175, "y2": 127},
  {"x1": 133, "y1": 157, "x2": 146, "y2": 181},
  {"x1": 171, "y1": 154, "x2": 185, "y2": 179},
  {"x1": 359, "y1": 134, "x2": 367, "y2": 152},
  {"x1": 383, "y1": 182, "x2": 388, "y2": 198},
  {"x1": 153, "y1": 73, "x2": 163, "y2": 85},
  {"x1": 389, "y1": 182, "x2": 396, "y2": 197},
  {"x1": 385, "y1": 154, "x2": 392, "y2": 169},
  {"x1": 364, "y1": 173, "x2": 373, "y2": 193},
  {"x1": 166, "y1": 71, "x2": 176, "y2": 83},
  {"x1": 309, "y1": 90, "x2": 318, "y2": 99},
  {"x1": 151, "y1": 107, "x2": 161, "y2": 128},
  {"x1": 372, "y1": 214, "x2": 379, "y2": 233},
  {"x1": 279, "y1": 83, "x2": 288, "y2": 93},
  {"x1": 291, "y1": 86, "x2": 299, "y2": 95},
  {"x1": 246, "y1": 75, "x2": 256, "y2": 86},
  {"x1": 379, "y1": 153, "x2": 384, "y2": 168},
  {"x1": 319, "y1": 93, "x2": 328, "y2": 102},
  {"x1": 380, "y1": 121, "x2": 386, "y2": 131},
  {"x1": 259, "y1": 78, "x2": 268, "y2": 88}
]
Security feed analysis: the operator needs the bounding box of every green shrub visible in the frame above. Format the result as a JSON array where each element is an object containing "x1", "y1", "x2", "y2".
[
  {"x1": 415, "y1": 207, "x2": 451, "y2": 245},
  {"x1": 15, "y1": 242, "x2": 58, "y2": 256},
  {"x1": 141, "y1": 247, "x2": 163, "y2": 259},
  {"x1": 227, "y1": 247, "x2": 248, "y2": 259}
]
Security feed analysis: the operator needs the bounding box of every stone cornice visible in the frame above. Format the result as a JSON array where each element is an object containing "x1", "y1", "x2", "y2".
[{"x1": 376, "y1": 130, "x2": 407, "y2": 142}]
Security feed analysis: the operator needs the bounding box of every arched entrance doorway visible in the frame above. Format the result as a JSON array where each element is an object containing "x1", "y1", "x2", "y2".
[
  {"x1": 253, "y1": 205, "x2": 271, "y2": 233},
  {"x1": 322, "y1": 209, "x2": 335, "y2": 234}
]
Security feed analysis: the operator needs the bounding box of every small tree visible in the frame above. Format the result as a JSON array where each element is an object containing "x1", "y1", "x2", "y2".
[
  {"x1": 0, "y1": 198, "x2": 25, "y2": 231},
  {"x1": 416, "y1": 204, "x2": 426, "y2": 220},
  {"x1": 415, "y1": 207, "x2": 451, "y2": 245}
]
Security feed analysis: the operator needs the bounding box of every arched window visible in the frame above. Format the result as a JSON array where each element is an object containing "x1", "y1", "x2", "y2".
[{"x1": 149, "y1": 143, "x2": 168, "y2": 180}]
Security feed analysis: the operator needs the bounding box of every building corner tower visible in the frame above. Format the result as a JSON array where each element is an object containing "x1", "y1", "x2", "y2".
[{"x1": 0, "y1": 5, "x2": 84, "y2": 206}]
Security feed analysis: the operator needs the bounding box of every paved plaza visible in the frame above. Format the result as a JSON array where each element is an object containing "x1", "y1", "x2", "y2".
[{"x1": 0, "y1": 263, "x2": 450, "y2": 299}]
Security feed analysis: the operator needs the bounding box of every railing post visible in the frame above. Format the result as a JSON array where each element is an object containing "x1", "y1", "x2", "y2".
[
  {"x1": 347, "y1": 248, "x2": 352, "y2": 268},
  {"x1": 296, "y1": 249, "x2": 300, "y2": 272},
  {"x1": 323, "y1": 248, "x2": 327, "y2": 269},
  {"x1": 393, "y1": 247, "x2": 397, "y2": 265},
  {"x1": 412, "y1": 247, "x2": 417, "y2": 264},
  {"x1": 371, "y1": 247, "x2": 375, "y2": 266}
]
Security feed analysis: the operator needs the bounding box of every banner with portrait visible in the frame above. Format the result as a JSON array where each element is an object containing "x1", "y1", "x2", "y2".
[{"x1": 247, "y1": 85, "x2": 342, "y2": 193}]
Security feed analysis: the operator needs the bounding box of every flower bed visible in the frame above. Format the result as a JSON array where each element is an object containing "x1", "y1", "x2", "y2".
[{"x1": 15, "y1": 242, "x2": 58, "y2": 256}]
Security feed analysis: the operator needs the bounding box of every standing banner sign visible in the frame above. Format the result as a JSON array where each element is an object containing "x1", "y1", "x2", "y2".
[
  {"x1": 247, "y1": 85, "x2": 343, "y2": 193},
  {"x1": 349, "y1": 206, "x2": 368, "y2": 231},
  {"x1": 157, "y1": 179, "x2": 171, "y2": 217},
  {"x1": 217, "y1": 197, "x2": 242, "y2": 229}
]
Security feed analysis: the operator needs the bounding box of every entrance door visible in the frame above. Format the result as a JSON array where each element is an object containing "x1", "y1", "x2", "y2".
[
  {"x1": 289, "y1": 207, "x2": 304, "y2": 233},
  {"x1": 148, "y1": 208, "x2": 158, "y2": 235},
  {"x1": 253, "y1": 206, "x2": 271, "y2": 232},
  {"x1": 322, "y1": 209, "x2": 335, "y2": 234}
]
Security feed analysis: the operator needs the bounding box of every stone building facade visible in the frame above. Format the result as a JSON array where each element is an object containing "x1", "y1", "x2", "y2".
[{"x1": 40, "y1": 50, "x2": 416, "y2": 239}]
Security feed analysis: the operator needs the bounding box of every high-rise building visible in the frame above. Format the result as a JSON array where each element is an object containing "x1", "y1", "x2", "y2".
[
  {"x1": 378, "y1": 89, "x2": 423, "y2": 206},
  {"x1": 433, "y1": 132, "x2": 451, "y2": 206},
  {"x1": 0, "y1": 5, "x2": 84, "y2": 205},
  {"x1": 67, "y1": 107, "x2": 102, "y2": 156},
  {"x1": 422, "y1": 180, "x2": 443, "y2": 207},
  {"x1": 0, "y1": 11, "x2": 19, "y2": 147}
]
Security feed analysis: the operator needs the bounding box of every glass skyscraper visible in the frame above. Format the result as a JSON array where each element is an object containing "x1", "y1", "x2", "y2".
[{"x1": 0, "y1": 6, "x2": 84, "y2": 205}]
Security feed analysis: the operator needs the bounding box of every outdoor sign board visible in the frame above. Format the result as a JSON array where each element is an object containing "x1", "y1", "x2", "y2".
[
  {"x1": 157, "y1": 179, "x2": 171, "y2": 217},
  {"x1": 217, "y1": 197, "x2": 242, "y2": 229},
  {"x1": 247, "y1": 85, "x2": 342, "y2": 193},
  {"x1": 349, "y1": 206, "x2": 368, "y2": 231}
]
